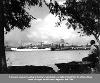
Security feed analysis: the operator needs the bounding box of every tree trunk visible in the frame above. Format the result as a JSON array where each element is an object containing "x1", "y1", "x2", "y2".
[
  {"x1": 0, "y1": 0, "x2": 8, "y2": 73},
  {"x1": 0, "y1": 0, "x2": 7, "y2": 73},
  {"x1": 0, "y1": 27, "x2": 8, "y2": 73}
]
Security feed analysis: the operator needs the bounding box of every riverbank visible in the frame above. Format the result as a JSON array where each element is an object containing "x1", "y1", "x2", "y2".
[{"x1": 3, "y1": 61, "x2": 100, "y2": 74}]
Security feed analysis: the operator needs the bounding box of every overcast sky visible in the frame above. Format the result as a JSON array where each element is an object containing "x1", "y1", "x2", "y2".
[{"x1": 4, "y1": 0, "x2": 95, "y2": 47}]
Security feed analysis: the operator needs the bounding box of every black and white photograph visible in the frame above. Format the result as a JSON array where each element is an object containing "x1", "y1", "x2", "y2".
[{"x1": 1, "y1": 0, "x2": 100, "y2": 79}]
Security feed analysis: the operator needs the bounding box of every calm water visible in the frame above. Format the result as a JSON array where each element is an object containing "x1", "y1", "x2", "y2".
[{"x1": 5, "y1": 50, "x2": 89, "y2": 67}]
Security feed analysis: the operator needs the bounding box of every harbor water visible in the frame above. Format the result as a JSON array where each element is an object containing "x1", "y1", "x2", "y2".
[{"x1": 5, "y1": 50, "x2": 89, "y2": 67}]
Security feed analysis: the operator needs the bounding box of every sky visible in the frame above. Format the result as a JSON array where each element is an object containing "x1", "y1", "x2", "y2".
[{"x1": 4, "y1": 0, "x2": 95, "y2": 47}]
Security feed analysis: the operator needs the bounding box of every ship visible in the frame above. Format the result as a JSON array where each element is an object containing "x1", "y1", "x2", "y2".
[
  {"x1": 10, "y1": 48, "x2": 51, "y2": 51},
  {"x1": 50, "y1": 46, "x2": 90, "y2": 51}
]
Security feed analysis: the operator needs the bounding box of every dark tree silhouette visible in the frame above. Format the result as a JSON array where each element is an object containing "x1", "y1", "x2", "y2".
[
  {"x1": 0, "y1": 0, "x2": 42, "y2": 73},
  {"x1": 1, "y1": 0, "x2": 100, "y2": 73},
  {"x1": 45, "y1": 0, "x2": 100, "y2": 45},
  {"x1": 44, "y1": 0, "x2": 100, "y2": 72}
]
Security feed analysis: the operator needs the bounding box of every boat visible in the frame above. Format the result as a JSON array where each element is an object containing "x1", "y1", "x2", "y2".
[
  {"x1": 11, "y1": 48, "x2": 51, "y2": 51},
  {"x1": 50, "y1": 46, "x2": 90, "y2": 51}
]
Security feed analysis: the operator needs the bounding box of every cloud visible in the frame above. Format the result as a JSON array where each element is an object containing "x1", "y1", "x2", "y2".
[
  {"x1": 31, "y1": 18, "x2": 42, "y2": 24},
  {"x1": 4, "y1": 28, "x2": 33, "y2": 46},
  {"x1": 27, "y1": 14, "x2": 83, "y2": 43},
  {"x1": 45, "y1": 0, "x2": 51, "y2": 3},
  {"x1": 57, "y1": 0, "x2": 66, "y2": 5},
  {"x1": 5, "y1": 13, "x2": 95, "y2": 46},
  {"x1": 45, "y1": 0, "x2": 66, "y2": 4}
]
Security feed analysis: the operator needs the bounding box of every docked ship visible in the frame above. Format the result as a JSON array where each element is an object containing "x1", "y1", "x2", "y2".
[
  {"x1": 10, "y1": 47, "x2": 51, "y2": 51},
  {"x1": 50, "y1": 46, "x2": 90, "y2": 51}
]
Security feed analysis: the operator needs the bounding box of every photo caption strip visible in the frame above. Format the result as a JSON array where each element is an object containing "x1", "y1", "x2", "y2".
[{"x1": 9, "y1": 74, "x2": 94, "y2": 81}]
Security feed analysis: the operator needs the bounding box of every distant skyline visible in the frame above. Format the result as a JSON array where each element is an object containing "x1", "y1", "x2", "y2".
[{"x1": 4, "y1": 0, "x2": 96, "y2": 47}]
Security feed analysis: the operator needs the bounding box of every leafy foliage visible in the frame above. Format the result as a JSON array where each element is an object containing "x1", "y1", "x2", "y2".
[
  {"x1": 1, "y1": 0, "x2": 100, "y2": 38},
  {"x1": 1, "y1": 0, "x2": 42, "y2": 33},
  {"x1": 0, "y1": 0, "x2": 43, "y2": 73},
  {"x1": 46, "y1": 0, "x2": 100, "y2": 39}
]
